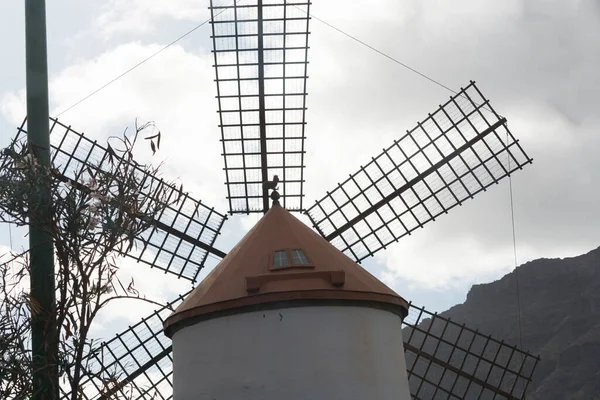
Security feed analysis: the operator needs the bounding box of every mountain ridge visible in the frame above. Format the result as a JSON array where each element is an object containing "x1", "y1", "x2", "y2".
[{"x1": 440, "y1": 246, "x2": 600, "y2": 399}]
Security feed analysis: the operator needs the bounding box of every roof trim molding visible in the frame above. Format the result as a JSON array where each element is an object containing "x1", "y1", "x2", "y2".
[{"x1": 164, "y1": 291, "x2": 409, "y2": 337}]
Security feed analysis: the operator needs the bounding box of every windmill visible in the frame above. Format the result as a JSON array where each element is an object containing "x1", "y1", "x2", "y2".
[{"x1": 1, "y1": 0, "x2": 540, "y2": 399}]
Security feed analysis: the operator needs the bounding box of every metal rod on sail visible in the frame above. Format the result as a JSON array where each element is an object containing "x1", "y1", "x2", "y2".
[{"x1": 257, "y1": 0, "x2": 270, "y2": 213}]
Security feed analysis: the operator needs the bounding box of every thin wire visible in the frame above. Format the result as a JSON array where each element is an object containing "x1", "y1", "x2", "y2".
[
  {"x1": 1, "y1": 128, "x2": 15, "y2": 271},
  {"x1": 303, "y1": 8, "x2": 504, "y2": 118},
  {"x1": 305, "y1": 13, "x2": 524, "y2": 345},
  {"x1": 307, "y1": 12, "x2": 457, "y2": 95},
  {"x1": 55, "y1": 2, "x2": 240, "y2": 118},
  {"x1": 1, "y1": 123, "x2": 15, "y2": 254},
  {"x1": 8, "y1": 222, "x2": 13, "y2": 250},
  {"x1": 509, "y1": 182, "x2": 523, "y2": 341},
  {"x1": 507, "y1": 129, "x2": 526, "y2": 395},
  {"x1": 56, "y1": 0, "x2": 495, "y2": 121},
  {"x1": 507, "y1": 138, "x2": 523, "y2": 347}
]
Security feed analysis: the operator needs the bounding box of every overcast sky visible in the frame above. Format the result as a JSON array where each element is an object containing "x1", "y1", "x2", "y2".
[{"x1": 1, "y1": 0, "x2": 599, "y2": 342}]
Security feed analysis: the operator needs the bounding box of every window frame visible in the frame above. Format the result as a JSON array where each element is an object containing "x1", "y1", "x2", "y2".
[
  {"x1": 269, "y1": 248, "x2": 313, "y2": 270},
  {"x1": 291, "y1": 249, "x2": 310, "y2": 265},
  {"x1": 272, "y1": 249, "x2": 291, "y2": 268}
]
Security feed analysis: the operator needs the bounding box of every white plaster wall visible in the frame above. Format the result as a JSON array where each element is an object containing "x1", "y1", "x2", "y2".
[{"x1": 172, "y1": 305, "x2": 411, "y2": 400}]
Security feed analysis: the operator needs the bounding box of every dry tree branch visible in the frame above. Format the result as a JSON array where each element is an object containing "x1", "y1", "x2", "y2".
[{"x1": 0, "y1": 120, "x2": 179, "y2": 399}]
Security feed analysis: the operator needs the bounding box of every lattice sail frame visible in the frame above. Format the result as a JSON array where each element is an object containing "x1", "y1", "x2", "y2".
[
  {"x1": 210, "y1": 0, "x2": 311, "y2": 213},
  {"x1": 59, "y1": 293, "x2": 188, "y2": 400},
  {"x1": 307, "y1": 82, "x2": 532, "y2": 262},
  {"x1": 403, "y1": 305, "x2": 539, "y2": 399},
  {"x1": 11, "y1": 118, "x2": 227, "y2": 282},
  {"x1": 0, "y1": 251, "x2": 183, "y2": 400}
]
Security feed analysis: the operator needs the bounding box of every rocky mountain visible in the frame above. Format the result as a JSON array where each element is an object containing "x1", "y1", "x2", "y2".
[{"x1": 440, "y1": 246, "x2": 600, "y2": 399}]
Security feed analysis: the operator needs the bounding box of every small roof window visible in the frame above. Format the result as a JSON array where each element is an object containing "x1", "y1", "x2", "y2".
[
  {"x1": 271, "y1": 248, "x2": 312, "y2": 270},
  {"x1": 291, "y1": 249, "x2": 309, "y2": 265},
  {"x1": 273, "y1": 250, "x2": 290, "y2": 267}
]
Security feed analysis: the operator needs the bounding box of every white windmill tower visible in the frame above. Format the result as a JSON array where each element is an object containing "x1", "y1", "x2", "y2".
[{"x1": 164, "y1": 192, "x2": 412, "y2": 399}]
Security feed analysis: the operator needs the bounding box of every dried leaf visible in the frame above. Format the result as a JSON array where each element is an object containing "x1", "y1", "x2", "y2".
[
  {"x1": 150, "y1": 141, "x2": 156, "y2": 155},
  {"x1": 27, "y1": 295, "x2": 42, "y2": 316},
  {"x1": 64, "y1": 319, "x2": 72, "y2": 340},
  {"x1": 106, "y1": 143, "x2": 116, "y2": 165},
  {"x1": 126, "y1": 277, "x2": 139, "y2": 296},
  {"x1": 126, "y1": 236, "x2": 134, "y2": 252},
  {"x1": 174, "y1": 183, "x2": 183, "y2": 205}
]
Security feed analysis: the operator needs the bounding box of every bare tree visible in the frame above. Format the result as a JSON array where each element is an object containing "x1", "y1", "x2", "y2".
[
  {"x1": 0, "y1": 121, "x2": 177, "y2": 399},
  {"x1": 0, "y1": 251, "x2": 33, "y2": 400}
]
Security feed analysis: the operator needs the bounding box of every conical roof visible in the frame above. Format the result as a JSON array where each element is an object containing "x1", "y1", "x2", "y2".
[{"x1": 164, "y1": 201, "x2": 409, "y2": 337}]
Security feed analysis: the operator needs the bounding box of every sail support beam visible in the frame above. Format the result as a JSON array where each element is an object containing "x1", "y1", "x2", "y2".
[{"x1": 324, "y1": 118, "x2": 506, "y2": 242}]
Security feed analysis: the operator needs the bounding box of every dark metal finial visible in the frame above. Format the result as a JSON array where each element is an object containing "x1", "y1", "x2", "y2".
[
  {"x1": 263, "y1": 174, "x2": 279, "y2": 191},
  {"x1": 270, "y1": 189, "x2": 280, "y2": 205},
  {"x1": 263, "y1": 175, "x2": 280, "y2": 205}
]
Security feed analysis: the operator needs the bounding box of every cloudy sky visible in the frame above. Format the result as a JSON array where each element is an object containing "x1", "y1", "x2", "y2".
[{"x1": 1, "y1": 0, "x2": 599, "y2": 342}]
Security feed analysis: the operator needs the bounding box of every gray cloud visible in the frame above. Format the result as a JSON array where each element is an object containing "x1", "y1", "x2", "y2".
[
  {"x1": 296, "y1": 0, "x2": 600, "y2": 303},
  {"x1": 1, "y1": 0, "x2": 598, "y2": 316}
]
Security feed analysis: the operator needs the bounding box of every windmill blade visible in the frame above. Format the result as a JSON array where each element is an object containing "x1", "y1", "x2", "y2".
[
  {"x1": 60, "y1": 293, "x2": 189, "y2": 400},
  {"x1": 9, "y1": 118, "x2": 227, "y2": 282},
  {"x1": 307, "y1": 82, "x2": 532, "y2": 262},
  {"x1": 402, "y1": 304, "x2": 539, "y2": 399},
  {"x1": 210, "y1": 0, "x2": 311, "y2": 214}
]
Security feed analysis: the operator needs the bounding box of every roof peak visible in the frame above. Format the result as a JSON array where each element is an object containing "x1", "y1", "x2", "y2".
[{"x1": 270, "y1": 188, "x2": 281, "y2": 207}]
